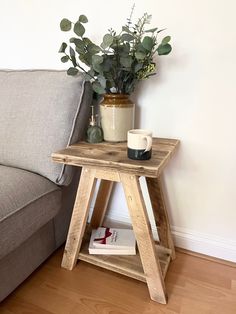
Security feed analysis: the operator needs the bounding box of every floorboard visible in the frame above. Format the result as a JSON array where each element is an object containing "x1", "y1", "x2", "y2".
[{"x1": 1, "y1": 248, "x2": 236, "y2": 314}]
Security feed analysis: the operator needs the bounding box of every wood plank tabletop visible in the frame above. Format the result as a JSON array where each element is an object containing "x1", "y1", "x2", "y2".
[{"x1": 52, "y1": 138, "x2": 180, "y2": 177}]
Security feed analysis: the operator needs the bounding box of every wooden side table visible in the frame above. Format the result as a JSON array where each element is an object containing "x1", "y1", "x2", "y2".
[{"x1": 52, "y1": 138, "x2": 179, "y2": 304}]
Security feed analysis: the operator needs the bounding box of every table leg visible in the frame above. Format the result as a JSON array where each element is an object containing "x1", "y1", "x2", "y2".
[
  {"x1": 61, "y1": 167, "x2": 97, "y2": 270},
  {"x1": 90, "y1": 180, "x2": 114, "y2": 229},
  {"x1": 146, "y1": 176, "x2": 176, "y2": 260},
  {"x1": 120, "y1": 173, "x2": 167, "y2": 304}
]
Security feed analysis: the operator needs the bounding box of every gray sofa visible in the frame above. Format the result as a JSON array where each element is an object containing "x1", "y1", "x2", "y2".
[{"x1": 0, "y1": 70, "x2": 92, "y2": 301}]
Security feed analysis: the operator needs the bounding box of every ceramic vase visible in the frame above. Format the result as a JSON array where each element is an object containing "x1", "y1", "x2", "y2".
[{"x1": 100, "y1": 94, "x2": 135, "y2": 142}]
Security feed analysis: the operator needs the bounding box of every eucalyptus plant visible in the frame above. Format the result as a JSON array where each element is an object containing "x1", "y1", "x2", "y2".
[{"x1": 59, "y1": 11, "x2": 172, "y2": 94}]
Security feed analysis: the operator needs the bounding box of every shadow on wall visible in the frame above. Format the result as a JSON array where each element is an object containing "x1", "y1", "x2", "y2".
[
  {"x1": 130, "y1": 51, "x2": 177, "y2": 130},
  {"x1": 131, "y1": 83, "x2": 144, "y2": 129}
]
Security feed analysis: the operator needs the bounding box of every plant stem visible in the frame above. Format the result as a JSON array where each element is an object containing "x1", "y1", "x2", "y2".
[{"x1": 66, "y1": 52, "x2": 96, "y2": 80}]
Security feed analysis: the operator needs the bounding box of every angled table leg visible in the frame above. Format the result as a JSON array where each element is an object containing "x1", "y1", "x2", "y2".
[
  {"x1": 61, "y1": 167, "x2": 97, "y2": 270},
  {"x1": 90, "y1": 180, "x2": 114, "y2": 229},
  {"x1": 120, "y1": 173, "x2": 167, "y2": 304},
  {"x1": 146, "y1": 176, "x2": 176, "y2": 260}
]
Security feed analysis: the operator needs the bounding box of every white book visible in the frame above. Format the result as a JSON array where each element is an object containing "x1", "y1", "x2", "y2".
[
  {"x1": 88, "y1": 229, "x2": 136, "y2": 255},
  {"x1": 93, "y1": 227, "x2": 136, "y2": 250}
]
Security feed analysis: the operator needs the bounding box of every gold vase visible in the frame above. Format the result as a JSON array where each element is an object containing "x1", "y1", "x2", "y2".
[{"x1": 100, "y1": 94, "x2": 135, "y2": 142}]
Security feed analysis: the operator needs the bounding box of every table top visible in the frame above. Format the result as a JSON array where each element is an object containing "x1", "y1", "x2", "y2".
[{"x1": 52, "y1": 138, "x2": 180, "y2": 178}]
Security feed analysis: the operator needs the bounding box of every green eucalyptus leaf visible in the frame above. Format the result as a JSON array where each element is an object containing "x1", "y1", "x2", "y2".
[
  {"x1": 121, "y1": 33, "x2": 134, "y2": 42},
  {"x1": 93, "y1": 64, "x2": 103, "y2": 74},
  {"x1": 100, "y1": 42, "x2": 106, "y2": 50},
  {"x1": 58, "y1": 42, "x2": 67, "y2": 53},
  {"x1": 79, "y1": 15, "x2": 88, "y2": 23},
  {"x1": 92, "y1": 55, "x2": 103, "y2": 73},
  {"x1": 162, "y1": 36, "x2": 171, "y2": 45},
  {"x1": 60, "y1": 18, "x2": 71, "y2": 31},
  {"x1": 134, "y1": 63, "x2": 143, "y2": 73},
  {"x1": 71, "y1": 56, "x2": 77, "y2": 67},
  {"x1": 120, "y1": 56, "x2": 132, "y2": 68},
  {"x1": 78, "y1": 51, "x2": 92, "y2": 66},
  {"x1": 61, "y1": 55, "x2": 69, "y2": 63},
  {"x1": 119, "y1": 51, "x2": 129, "y2": 58},
  {"x1": 145, "y1": 27, "x2": 158, "y2": 33},
  {"x1": 67, "y1": 67, "x2": 78, "y2": 76},
  {"x1": 117, "y1": 44, "x2": 129, "y2": 56},
  {"x1": 135, "y1": 51, "x2": 146, "y2": 60},
  {"x1": 74, "y1": 22, "x2": 85, "y2": 37},
  {"x1": 102, "y1": 34, "x2": 113, "y2": 48},
  {"x1": 70, "y1": 46, "x2": 75, "y2": 56},
  {"x1": 71, "y1": 38, "x2": 85, "y2": 53},
  {"x1": 70, "y1": 37, "x2": 84, "y2": 47},
  {"x1": 136, "y1": 43, "x2": 147, "y2": 54},
  {"x1": 122, "y1": 26, "x2": 132, "y2": 33},
  {"x1": 75, "y1": 46, "x2": 84, "y2": 55},
  {"x1": 109, "y1": 42, "x2": 118, "y2": 50},
  {"x1": 92, "y1": 55, "x2": 103, "y2": 65},
  {"x1": 74, "y1": 38, "x2": 85, "y2": 48},
  {"x1": 142, "y1": 36, "x2": 154, "y2": 51},
  {"x1": 157, "y1": 43, "x2": 172, "y2": 55},
  {"x1": 123, "y1": 43, "x2": 130, "y2": 53},
  {"x1": 102, "y1": 57, "x2": 112, "y2": 72},
  {"x1": 69, "y1": 37, "x2": 76, "y2": 43},
  {"x1": 79, "y1": 54, "x2": 89, "y2": 66},
  {"x1": 87, "y1": 43, "x2": 101, "y2": 55},
  {"x1": 97, "y1": 75, "x2": 106, "y2": 88},
  {"x1": 157, "y1": 28, "x2": 166, "y2": 34},
  {"x1": 83, "y1": 37, "x2": 92, "y2": 45},
  {"x1": 69, "y1": 47, "x2": 77, "y2": 66},
  {"x1": 84, "y1": 52, "x2": 93, "y2": 65},
  {"x1": 92, "y1": 81, "x2": 106, "y2": 94}
]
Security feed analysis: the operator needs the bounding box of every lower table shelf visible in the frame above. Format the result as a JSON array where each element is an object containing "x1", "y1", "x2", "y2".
[{"x1": 78, "y1": 237, "x2": 171, "y2": 283}]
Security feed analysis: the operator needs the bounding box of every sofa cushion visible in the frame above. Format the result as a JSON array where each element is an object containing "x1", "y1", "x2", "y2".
[
  {"x1": 0, "y1": 165, "x2": 61, "y2": 258},
  {"x1": 0, "y1": 69, "x2": 92, "y2": 185}
]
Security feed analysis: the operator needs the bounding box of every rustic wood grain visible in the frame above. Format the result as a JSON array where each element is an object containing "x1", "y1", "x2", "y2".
[
  {"x1": 146, "y1": 176, "x2": 176, "y2": 259},
  {"x1": 51, "y1": 138, "x2": 180, "y2": 178},
  {"x1": 94, "y1": 169, "x2": 120, "y2": 182},
  {"x1": 90, "y1": 180, "x2": 114, "y2": 229},
  {"x1": 78, "y1": 238, "x2": 171, "y2": 283},
  {"x1": 61, "y1": 167, "x2": 97, "y2": 270},
  {"x1": 52, "y1": 137, "x2": 180, "y2": 304},
  {"x1": 120, "y1": 172, "x2": 168, "y2": 304}
]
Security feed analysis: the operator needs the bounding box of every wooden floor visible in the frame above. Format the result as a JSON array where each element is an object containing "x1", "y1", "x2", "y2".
[{"x1": 1, "y1": 248, "x2": 236, "y2": 314}]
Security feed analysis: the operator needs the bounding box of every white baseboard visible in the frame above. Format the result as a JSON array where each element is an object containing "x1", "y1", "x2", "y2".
[
  {"x1": 172, "y1": 226, "x2": 236, "y2": 263},
  {"x1": 103, "y1": 213, "x2": 236, "y2": 263}
]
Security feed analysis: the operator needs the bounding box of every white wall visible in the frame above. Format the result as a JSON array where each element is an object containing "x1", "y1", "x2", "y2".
[{"x1": 1, "y1": 0, "x2": 236, "y2": 261}]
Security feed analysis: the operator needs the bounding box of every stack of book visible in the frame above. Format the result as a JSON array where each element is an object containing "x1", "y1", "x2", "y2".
[{"x1": 88, "y1": 227, "x2": 136, "y2": 255}]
